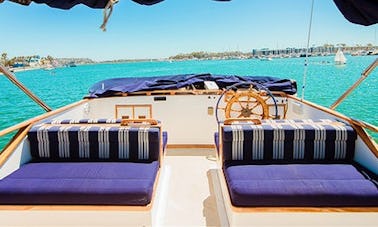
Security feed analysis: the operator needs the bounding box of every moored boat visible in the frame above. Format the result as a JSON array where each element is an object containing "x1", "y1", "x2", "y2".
[
  {"x1": 0, "y1": 0, "x2": 378, "y2": 226},
  {"x1": 335, "y1": 48, "x2": 347, "y2": 65}
]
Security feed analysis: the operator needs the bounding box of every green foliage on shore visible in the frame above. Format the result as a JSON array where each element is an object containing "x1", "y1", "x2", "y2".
[
  {"x1": 169, "y1": 51, "x2": 251, "y2": 60},
  {"x1": 0, "y1": 53, "x2": 43, "y2": 67}
]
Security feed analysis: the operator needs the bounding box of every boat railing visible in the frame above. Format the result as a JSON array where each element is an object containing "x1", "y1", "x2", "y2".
[
  {"x1": 0, "y1": 99, "x2": 88, "y2": 165},
  {"x1": 291, "y1": 95, "x2": 378, "y2": 132},
  {"x1": 0, "y1": 64, "x2": 52, "y2": 112},
  {"x1": 289, "y1": 95, "x2": 378, "y2": 157},
  {"x1": 330, "y1": 58, "x2": 378, "y2": 110}
]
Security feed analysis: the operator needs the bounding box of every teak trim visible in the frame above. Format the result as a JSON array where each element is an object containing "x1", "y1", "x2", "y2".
[
  {"x1": 121, "y1": 118, "x2": 158, "y2": 126},
  {"x1": 0, "y1": 124, "x2": 32, "y2": 167},
  {"x1": 224, "y1": 118, "x2": 261, "y2": 125}
]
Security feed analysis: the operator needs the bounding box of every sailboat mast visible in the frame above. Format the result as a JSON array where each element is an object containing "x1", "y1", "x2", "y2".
[{"x1": 301, "y1": 0, "x2": 315, "y2": 100}]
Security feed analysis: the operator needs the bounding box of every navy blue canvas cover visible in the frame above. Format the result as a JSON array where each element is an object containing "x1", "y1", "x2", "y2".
[
  {"x1": 5, "y1": 0, "x2": 229, "y2": 9},
  {"x1": 88, "y1": 74, "x2": 297, "y2": 98},
  {"x1": 333, "y1": 0, "x2": 378, "y2": 26}
]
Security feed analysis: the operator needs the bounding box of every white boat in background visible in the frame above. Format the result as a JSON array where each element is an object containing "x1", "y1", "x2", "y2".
[
  {"x1": 0, "y1": 0, "x2": 378, "y2": 226},
  {"x1": 256, "y1": 56, "x2": 273, "y2": 61},
  {"x1": 335, "y1": 48, "x2": 347, "y2": 65},
  {"x1": 259, "y1": 57, "x2": 272, "y2": 61}
]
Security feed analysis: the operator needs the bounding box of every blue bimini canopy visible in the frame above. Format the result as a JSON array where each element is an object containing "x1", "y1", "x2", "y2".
[
  {"x1": 87, "y1": 74, "x2": 297, "y2": 98},
  {"x1": 3, "y1": 0, "x2": 377, "y2": 26}
]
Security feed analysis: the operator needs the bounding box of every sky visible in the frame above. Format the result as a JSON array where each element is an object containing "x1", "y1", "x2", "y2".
[{"x1": 0, "y1": 0, "x2": 377, "y2": 61}]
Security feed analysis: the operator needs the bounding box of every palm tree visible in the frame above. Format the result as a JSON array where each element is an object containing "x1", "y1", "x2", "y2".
[{"x1": 1, "y1": 52, "x2": 8, "y2": 66}]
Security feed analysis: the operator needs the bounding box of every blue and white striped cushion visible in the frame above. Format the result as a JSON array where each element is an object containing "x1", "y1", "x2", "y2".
[
  {"x1": 28, "y1": 125, "x2": 160, "y2": 162},
  {"x1": 222, "y1": 119, "x2": 357, "y2": 163}
]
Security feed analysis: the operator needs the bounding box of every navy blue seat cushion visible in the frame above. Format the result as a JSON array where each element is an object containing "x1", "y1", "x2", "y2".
[
  {"x1": 0, "y1": 161, "x2": 159, "y2": 205},
  {"x1": 224, "y1": 164, "x2": 378, "y2": 207}
]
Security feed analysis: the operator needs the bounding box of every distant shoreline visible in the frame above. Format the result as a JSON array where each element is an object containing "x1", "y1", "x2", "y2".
[
  {"x1": 2, "y1": 44, "x2": 376, "y2": 69},
  {"x1": 0, "y1": 66, "x2": 41, "y2": 75},
  {"x1": 1, "y1": 54, "x2": 376, "y2": 75}
]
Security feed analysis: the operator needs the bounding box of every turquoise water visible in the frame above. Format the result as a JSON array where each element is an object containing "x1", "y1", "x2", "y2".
[{"x1": 1, "y1": 56, "x2": 377, "y2": 148}]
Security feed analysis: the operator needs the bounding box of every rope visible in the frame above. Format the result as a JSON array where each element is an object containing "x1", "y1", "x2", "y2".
[
  {"x1": 100, "y1": 0, "x2": 119, "y2": 32},
  {"x1": 301, "y1": 0, "x2": 315, "y2": 100}
]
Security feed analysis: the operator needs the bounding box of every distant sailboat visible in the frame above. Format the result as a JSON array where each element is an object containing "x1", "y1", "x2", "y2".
[
  {"x1": 257, "y1": 56, "x2": 273, "y2": 61},
  {"x1": 334, "y1": 49, "x2": 347, "y2": 65}
]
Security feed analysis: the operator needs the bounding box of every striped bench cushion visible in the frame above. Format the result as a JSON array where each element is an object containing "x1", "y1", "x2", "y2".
[
  {"x1": 28, "y1": 125, "x2": 161, "y2": 162},
  {"x1": 222, "y1": 119, "x2": 357, "y2": 164}
]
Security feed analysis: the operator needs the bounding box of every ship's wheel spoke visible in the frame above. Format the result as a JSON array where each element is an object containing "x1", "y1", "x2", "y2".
[
  {"x1": 238, "y1": 100, "x2": 245, "y2": 109},
  {"x1": 246, "y1": 95, "x2": 252, "y2": 108},
  {"x1": 249, "y1": 103, "x2": 259, "y2": 112},
  {"x1": 230, "y1": 107, "x2": 241, "y2": 113}
]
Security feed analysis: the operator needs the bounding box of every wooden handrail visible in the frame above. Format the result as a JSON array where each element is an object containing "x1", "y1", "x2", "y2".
[
  {"x1": 223, "y1": 118, "x2": 262, "y2": 125},
  {"x1": 290, "y1": 95, "x2": 378, "y2": 133},
  {"x1": 0, "y1": 124, "x2": 32, "y2": 167},
  {"x1": 120, "y1": 118, "x2": 158, "y2": 126}
]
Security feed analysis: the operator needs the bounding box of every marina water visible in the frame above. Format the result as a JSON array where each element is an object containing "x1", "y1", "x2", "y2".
[{"x1": 1, "y1": 55, "x2": 377, "y2": 148}]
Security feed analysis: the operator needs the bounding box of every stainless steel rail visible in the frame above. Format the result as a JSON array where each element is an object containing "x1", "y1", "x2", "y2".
[
  {"x1": 0, "y1": 64, "x2": 52, "y2": 112},
  {"x1": 330, "y1": 58, "x2": 378, "y2": 110}
]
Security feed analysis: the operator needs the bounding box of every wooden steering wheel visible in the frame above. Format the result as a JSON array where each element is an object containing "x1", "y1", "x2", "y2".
[
  {"x1": 215, "y1": 82, "x2": 278, "y2": 124},
  {"x1": 224, "y1": 88, "x2": 270, "y2": 119}
]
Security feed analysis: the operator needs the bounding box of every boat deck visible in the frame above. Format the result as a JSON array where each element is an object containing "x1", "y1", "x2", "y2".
[{"x1": 157, "y1": 148, "x2": 226, "y2": 226}]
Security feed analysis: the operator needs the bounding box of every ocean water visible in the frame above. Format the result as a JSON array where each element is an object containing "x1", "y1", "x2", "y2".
[{"x1": 0, "y1": 56, "x2": 377, "y2": 148}]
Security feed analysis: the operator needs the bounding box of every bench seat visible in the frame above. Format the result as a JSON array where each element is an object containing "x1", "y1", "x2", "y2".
[
  {"x1": 0, "y1": 121, "x2": 164, "y2": 206},
  {"x1": 220, "y1": 119, "x2": 378, "y2": 207},
  {"x1": 224, "y1": 164, "x2": 378, "y2": 207},
  {"x1": 0, "y1": 161, "x2": 159, "y2": 205}
]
